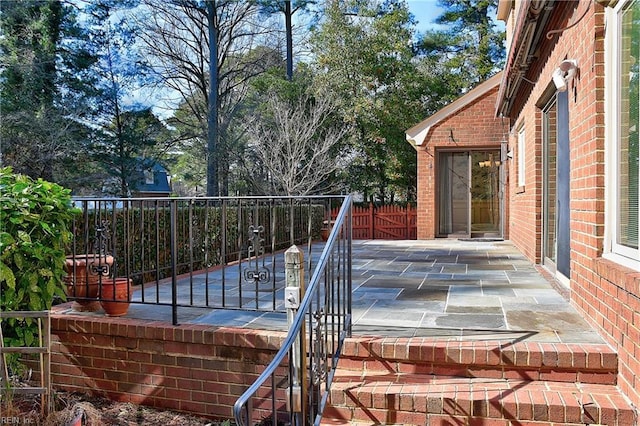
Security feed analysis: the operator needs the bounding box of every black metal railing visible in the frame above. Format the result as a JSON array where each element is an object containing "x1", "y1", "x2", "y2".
[
  {"x1": 233, "y1": 195, "x2": 352, "y2": 426},
  {"x1": 64, "y1": 196, "x2": 346, "y2": 325}
]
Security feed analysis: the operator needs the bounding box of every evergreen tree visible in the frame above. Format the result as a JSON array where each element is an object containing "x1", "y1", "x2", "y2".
[
  {"x1": 81, "y1": 1, "x2": 173, "y2": 197},
  {"x1": 418, "y1": 0, "x2": 505, "y2": 86},
  {"x1": 310, "y1": 0, "x2": 423, "y2": 202},
  {"x1": 0, "y1": 1, "x2": 96, "y2": 184},
  {"x1": 95, "y1": 109, "x2": 172, "y2": 196}
]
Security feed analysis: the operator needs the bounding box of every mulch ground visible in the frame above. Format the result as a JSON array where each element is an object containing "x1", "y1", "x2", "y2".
[{"x1": 2, "y1": 389, "x2": 224, "y2": 425}]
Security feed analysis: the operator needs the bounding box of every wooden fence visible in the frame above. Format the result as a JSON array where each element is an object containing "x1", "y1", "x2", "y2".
[{"x1": 332, "y1": 203, "x2": 417, "y2": 240}]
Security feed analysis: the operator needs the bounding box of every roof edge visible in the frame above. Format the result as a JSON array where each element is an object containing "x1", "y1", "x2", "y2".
[{"x1": 406, "y1": 72, "x2": 503, "y2": 147}]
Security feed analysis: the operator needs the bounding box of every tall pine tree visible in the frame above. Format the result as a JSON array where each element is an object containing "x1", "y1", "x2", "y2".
[
  {"x1": 0, "y1": 1, "x2": 95, "y2": 183},
  {"x1": 418, "y1": 0, "x2": 505, "y2": 87}
]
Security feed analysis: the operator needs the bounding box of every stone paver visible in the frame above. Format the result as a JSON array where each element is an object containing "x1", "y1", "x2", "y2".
[
  {"x1": 60, "y1": 239, "x2": 604, "y2": 344},
  {"x1": 345, "y1": 240, "x2": 602, "y2": 343}
]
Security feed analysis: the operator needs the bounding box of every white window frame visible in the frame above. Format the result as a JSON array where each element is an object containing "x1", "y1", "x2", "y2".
[
  {"x1": 517, "y1": 126, "x2": 526, "y2": 187},
  {"x1": 604, "y1": 0, "x2": 640, "y2": 269}
]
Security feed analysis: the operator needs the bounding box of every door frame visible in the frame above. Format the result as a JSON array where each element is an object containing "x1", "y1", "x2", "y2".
[
  {"x1": 435, "y1": 148, "x2": 504, "y2": 239},
  {"x1": 542, "y1": 91, "x2": 571, "y2": 285}
]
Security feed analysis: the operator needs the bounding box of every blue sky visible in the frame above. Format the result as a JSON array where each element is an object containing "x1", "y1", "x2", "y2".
[
  {"x1": 406, "y1": 0, "x2": 447, "y2": 33},
  {"x1": 406, "y1": 1, "x2": 505, "y2": 34}
]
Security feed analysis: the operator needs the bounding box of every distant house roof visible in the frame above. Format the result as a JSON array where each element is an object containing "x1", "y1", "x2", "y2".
[
  {"x1": 405, "y1": 72, "x2": 503, "y2": 147},
  {"x1": 135, "y1": 162, "x2": 171, "y2": 195}
]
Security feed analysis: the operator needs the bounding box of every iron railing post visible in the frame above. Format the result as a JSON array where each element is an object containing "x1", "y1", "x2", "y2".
[
  {"x1": 170, "y1": 200, "x2": 178, "y2": 325},
  {"x1": 347, "y1": 198, "x2": 353, "y2": 338}
]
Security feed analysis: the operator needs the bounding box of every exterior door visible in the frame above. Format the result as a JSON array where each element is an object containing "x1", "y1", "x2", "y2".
[
  {"x1": 438, "y1": 152, "x2": 470, "y2": 236},
  {"x1": 543, "y1": 92, "x2": 571, "y2": 280},
  {"x1": 438, "y1": 150, "x2": 502, "y2": 238}
]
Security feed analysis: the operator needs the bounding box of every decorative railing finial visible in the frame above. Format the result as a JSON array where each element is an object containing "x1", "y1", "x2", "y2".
[
  {"x1": 243, "y1": 225, "x2": 270, "y2": 286},
  {"x1": 90, "y1": 221, "x2": 112, "y2": 276}
]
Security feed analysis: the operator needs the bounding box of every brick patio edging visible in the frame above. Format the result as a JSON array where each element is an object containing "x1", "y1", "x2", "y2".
[{"x1": 50, "y1": 306, "x2": 286, "y2": 420}]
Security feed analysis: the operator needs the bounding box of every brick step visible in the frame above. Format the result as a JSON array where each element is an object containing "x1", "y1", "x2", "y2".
[
  {"x1": 322, "y1": 373, "x2": 636, "y2": 425},
  {"x1": 321, "y1": 418, "x2": 600, "y2": 426},
  {"x1": 339, "y1": 337, "x2": 618, "y2": 385},
  {"x1": 321, "y1": 417, "x2": 604, "y2": 426}
]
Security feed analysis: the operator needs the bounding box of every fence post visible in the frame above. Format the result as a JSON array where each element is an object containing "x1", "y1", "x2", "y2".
[
  {"x1": 369, "y1": 203, "x2": 374, "y2": 239},
  {"x1": 406, "y1": 203, "x2": 410, "y2": 239},
  {"x1": 284, "y1": 245, "x2": 307, "y2": 423}
]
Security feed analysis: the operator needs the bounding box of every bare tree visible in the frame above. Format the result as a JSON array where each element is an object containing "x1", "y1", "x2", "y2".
[
  {"x1": 249, "y1": 92, "x2": 349, "y2": 196},
  {"x1": 136, "y1": 0, "x2": 281, "y2": 195}
]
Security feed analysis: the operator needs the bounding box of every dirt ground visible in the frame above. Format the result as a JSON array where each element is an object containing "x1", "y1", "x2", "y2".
[{"x1": 2, "y1": 390, "x2": 225, "y2": 425}]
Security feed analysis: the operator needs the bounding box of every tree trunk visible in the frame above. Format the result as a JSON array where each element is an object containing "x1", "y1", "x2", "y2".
[
  {"x1": 285, "y1": 0, "x2": 293, "y2": 80},
  {"x1": 206, "y1": 1, "x2": 219, "y2": 196}
]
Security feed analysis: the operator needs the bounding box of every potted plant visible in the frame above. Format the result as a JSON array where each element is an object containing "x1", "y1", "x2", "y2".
[
  {"x1": 63, "y1": 253, "x2": 114, "y2": 311},
  {"x1": 320, "y1": 219, "x2": 334, "y2": 241},
  {"x1": 99, "y1": 277, "x2": 132, "y2": 316}
]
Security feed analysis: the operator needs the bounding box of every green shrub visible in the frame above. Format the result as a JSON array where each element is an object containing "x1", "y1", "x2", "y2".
[{"x1": 0, "y1": 167, "x2": 78, "y2": 353}]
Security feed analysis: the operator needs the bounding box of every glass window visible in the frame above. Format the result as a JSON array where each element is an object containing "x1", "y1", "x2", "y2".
[
  {"x1": 518, "y1": 126, "x2": 526, "y2": 187},
  {"x1": 606, "y1": 0, "x2": 640, "y2": 265},
  {"x1": 617, "y1": 0, "x2": 639, "y2": 249},
  {"x1": 144, "y1": 169, "x2": 155, "y2": 185}
]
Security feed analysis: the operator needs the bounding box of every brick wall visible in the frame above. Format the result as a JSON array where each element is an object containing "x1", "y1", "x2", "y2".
[
  {"x1": 415, "y1": 85, "x2": 506, "y2": 239},
  {"x1": 50, "y1": 308, "x2": 286, "y2": 421},
  {"x1": 589, "y1": 259, "x2": 640, "y2": 406},
  {"x1": 504, "y1": 2, "x2": 640, "y2": 408},
  {"x1": 506, "y1": 2, "x2": 603, "y2": 273},
  {"x1": 415, "y1": 147, "x2": 433, "y2": 239},
  {"x1": 508, "y1": 109, "x2": 544, "y2": 263}
]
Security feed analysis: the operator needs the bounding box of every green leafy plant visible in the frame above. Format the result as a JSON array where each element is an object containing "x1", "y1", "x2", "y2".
[{"x1": 0, "y1": 167, "x2": 78, "y2": 363}]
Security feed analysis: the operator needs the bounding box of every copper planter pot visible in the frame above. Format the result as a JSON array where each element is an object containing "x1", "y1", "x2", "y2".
[
  {"x1": 63, "y1": 254, "x2": 114, "y2": 312},
  {"x1": 99, "y1": 278, "x2": 132, "y2": 317}
]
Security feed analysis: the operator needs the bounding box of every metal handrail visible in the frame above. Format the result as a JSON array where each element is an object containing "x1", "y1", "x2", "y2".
[{"x1": 233, "y1": 195, "x2": 352, "y2": 426}]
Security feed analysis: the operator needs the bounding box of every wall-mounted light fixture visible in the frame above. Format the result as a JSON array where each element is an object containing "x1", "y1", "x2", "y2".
[{"x1": 552, "y1": 59, "x2": 578, "y2": 92}]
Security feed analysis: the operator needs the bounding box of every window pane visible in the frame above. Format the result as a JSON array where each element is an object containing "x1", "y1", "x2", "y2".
[
  {"x1": 617, "y1": 0, "x2": 640, "y2": 249},
  {"x1": 438, "y1": 152, "x2": 469, "y2": 235},
  {"x1": 518, "y1": 128, "x2": 525, "y2": 187}
]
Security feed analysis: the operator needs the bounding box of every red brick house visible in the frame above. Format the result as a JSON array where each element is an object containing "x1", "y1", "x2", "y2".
[
  {"x1": 406, "y1": 72, "x2": 509, "y2": 240},
  {"x1": 408, "y1": 0, "x2": 640, "y2": 409}
]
